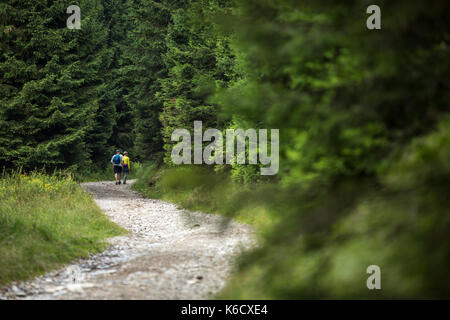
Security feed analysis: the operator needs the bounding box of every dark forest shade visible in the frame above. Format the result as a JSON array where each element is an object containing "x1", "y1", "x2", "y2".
[{"x1": 0, "y1": 0, "x2": 109, "y2": 170}]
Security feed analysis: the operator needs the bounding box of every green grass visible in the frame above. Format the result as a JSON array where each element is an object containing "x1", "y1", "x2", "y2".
[
  {"x1": 76, "y1": 165, "x2": 113, "y2": 182},
  {"x1": 131, "y1": 162, "x2": 162, "y2": 198},
  {"x1": 0, "y1": 171, "x2": 126, "y2": 286}
]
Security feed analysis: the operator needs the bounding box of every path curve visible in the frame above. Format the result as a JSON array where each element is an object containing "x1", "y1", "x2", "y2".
[{"x1": 0, "y1": 180, "x2": 255, "y2": 300}]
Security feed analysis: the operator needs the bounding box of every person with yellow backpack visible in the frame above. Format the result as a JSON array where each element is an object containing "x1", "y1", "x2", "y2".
[{"x1": 122, "y1": 151, "x2": 131, "y2": 184}]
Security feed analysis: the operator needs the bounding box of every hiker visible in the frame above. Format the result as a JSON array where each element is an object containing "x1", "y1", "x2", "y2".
[
  {"x1": 122, "y1": 151, "x2": 131, "y2": 184},
  {"x1": 111, "y1": 149, "x2": 123, "y2": 185}
]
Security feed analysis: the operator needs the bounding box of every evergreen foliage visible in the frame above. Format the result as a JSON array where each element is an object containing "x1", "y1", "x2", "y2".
[{"x1": 0, "y1": 0, "x2": 110, "y2": 170}]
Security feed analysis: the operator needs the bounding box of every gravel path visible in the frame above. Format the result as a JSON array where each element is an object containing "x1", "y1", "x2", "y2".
[{"x1": 0, "y1": 180, "x2": 255, "y2": 300}]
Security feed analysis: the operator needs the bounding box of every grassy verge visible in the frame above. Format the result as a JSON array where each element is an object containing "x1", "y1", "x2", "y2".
[
  {"x1": 132, "y1": 163, "x2": 275, "y2": 229},
  {"x1": 75, "y1": 165, "x2": 113, "y2": 182},
  {"x1": 0, "y1": 171, "x2": 126, "y2": 286}
]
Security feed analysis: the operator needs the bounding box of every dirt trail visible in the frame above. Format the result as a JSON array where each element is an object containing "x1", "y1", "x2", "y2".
[{"x1": 0, "y1": 180, "x2": 255, "y2": 300}]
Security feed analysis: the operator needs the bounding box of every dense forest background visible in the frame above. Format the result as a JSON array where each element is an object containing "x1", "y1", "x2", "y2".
[{"x1": 1, "y1": 0, "x2": 450, "y2": 298}]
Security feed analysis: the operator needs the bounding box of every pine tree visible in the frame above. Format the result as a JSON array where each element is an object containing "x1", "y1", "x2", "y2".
[
  {"x1": 122, "y1": 0, "x2": 172, "y2": 161},
  {"x1": 0, "y1": 0, "x2": 111, "y2": 171},
  {"x1": 216, "y1": 0, "x2": 450, "y2": 299},
  {"x1": 159, "y1": 0, "x2": 235, "y2": 164},
  {"x1": 101, "y1": 0, "x2": 135, "y2": 158}
]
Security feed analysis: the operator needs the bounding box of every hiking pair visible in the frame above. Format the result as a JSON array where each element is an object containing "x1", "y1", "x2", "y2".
[{"x1": 111, "y1": 150, "x2": 131, "y2": 185}]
